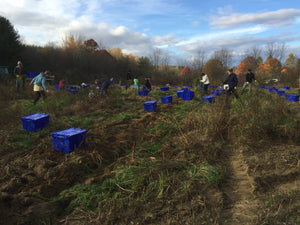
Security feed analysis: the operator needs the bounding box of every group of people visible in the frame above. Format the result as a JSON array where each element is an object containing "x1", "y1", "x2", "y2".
[
  {"x1": 126, "y1": 71, "x2": 152, "y2": 91},
  {"x1": 15, "y1": 58, "x2": 257, "y2": 105},
  {"x1": 199, "y1": 68, "x2": 256, "y2": 99}
]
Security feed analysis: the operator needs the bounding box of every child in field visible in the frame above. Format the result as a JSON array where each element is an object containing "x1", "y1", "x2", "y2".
[{"x1": 133, "y1": 76, "x2": 139, "y2": 90}]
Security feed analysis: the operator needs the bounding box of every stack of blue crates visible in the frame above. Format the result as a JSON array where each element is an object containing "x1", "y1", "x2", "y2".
[
  {"x1": 143, "y1": 100, "x2": 157, "y2": 112},
  {"x1": 51, "y1": 128, "x2": 87, "y2": 153},
  {"x1": 21, "y1": 113, "x2": 50, "y2": 132}
]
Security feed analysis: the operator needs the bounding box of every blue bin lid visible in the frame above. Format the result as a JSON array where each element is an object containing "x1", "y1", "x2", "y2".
[
  {"x1": 144, "y1": 100, "x2": 157, "y2": 105},
  {"x1": 21, "y1": 113, "x2": 49, "y2": 120},
  {"x1": 202, "y1": 96, "x2": 214, "y2": 99},
  {"x1": 51, "y1": 128, "x2": 87, "y2": 137}
]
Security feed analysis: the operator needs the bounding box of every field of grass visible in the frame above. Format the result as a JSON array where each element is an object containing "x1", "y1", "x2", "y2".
[{"x1": 0, "y1": 81, "x2": 299, "y2": 225}]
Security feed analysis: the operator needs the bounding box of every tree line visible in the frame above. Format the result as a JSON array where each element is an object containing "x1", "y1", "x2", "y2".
[{"x1": 1, "y1": 15, "x2": 299, "y2": 86}]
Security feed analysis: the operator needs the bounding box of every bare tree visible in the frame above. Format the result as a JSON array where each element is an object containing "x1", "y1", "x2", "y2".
[
  {"x1": 161, "y1": 53, "x2": 170, "y2": 66},
  {"x1": 190, "y1": 50, "x2": 206, "y2": 70},
  {"x1": 264, "y1": 41, "x2": 286, "y2": 63},
  {"x1": 212, "y1": 48, "x2": 232, "y2": 68},
  {"x1": 97, "y1": 39, "x2": 106, "y2": 50},
  {"x1": 245, "y1": 46, "x2": 262, "y2": 60},
  {"x1": 149, "y1": 48, "x2": 162, "y2": 71}
]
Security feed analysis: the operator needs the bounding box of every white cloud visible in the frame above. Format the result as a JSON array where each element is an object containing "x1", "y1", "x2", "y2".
[
  {"x1": 175, "y1": 25, "x2": 268, "y2": 47},
  {"x1": 210, "y1": 9, "x2": 300, "y2": 29}
]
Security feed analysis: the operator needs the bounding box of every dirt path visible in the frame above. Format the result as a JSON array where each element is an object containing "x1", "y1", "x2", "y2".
[{"x1": 220, "y1": 147, "x2": 261, "y2": 225}]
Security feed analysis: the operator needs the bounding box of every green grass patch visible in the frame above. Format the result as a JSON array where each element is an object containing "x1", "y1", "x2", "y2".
[
  {"x1": 114, "y1": 112, "x2": 139, "y2": 122},
  {"x1": 57, "y1": 159, "x2": 222, "y2": 214}
]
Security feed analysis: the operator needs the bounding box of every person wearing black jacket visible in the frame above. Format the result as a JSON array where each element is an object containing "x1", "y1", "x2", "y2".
[
  {"x1": 126, "y1": 71, "x2": 132, "y2": 89},
  {"x1": 223, "y1": 68, "x2": 239, "y2": 99},
  {"x1": 241, "y1": 69, "x2": 256, "y2": 95}
]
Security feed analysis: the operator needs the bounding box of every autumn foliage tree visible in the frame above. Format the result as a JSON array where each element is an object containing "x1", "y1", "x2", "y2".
[
  {"x1": 236, "y1": 56, "x2": 257, "y2": 76},
  {"x1": 84, "y1": 39, "x2": 99, "y2": 51},
  {"x1": 180, "y1": 66, "x2": 191, "y2": 76},
  {"x1": 203, "y1": 59, "x2": 225, "y2": 82},
  {"x1": 264, "y1": 57, "x2": 282, "y2": 79}
]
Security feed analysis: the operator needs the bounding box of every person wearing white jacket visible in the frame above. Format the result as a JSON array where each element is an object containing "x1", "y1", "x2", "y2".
[{"x1": 200, "y1": 72, "x2": 210, "y2": 94}]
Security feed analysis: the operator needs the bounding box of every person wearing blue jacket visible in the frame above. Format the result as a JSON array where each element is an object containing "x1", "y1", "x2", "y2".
[
  {"x1": 30, "y1": 70, "x2": 50, "y2": 104},
  {"x1": 100, "y1": 77, "x2": 113, "y2": 98},
  {"x1": 223, "y1": 68, "x2": 239, "y2": 99}
]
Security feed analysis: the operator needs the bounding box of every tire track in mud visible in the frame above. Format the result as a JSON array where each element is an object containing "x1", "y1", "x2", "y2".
[{"x1": 220, "y1": 147, "x2": 261, "y2": 225}]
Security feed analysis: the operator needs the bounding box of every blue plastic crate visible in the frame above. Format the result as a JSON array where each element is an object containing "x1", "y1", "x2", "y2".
[
  {"x1": 143, "y1": 100, "x2": 157, "y2": 112},
  {"x1": 214, "y1": 88, "x2": 224, "y2": 96},
  {"x1": 26, "y1": 72, "x2": 40, "y2": 79},
  {"x1": 277, "y1": 90, "x2": 285, "y2": 96},
  {"x1": 202, "y1": 96, "x2": 215, "y2": 103},
  {"x1": 259, "y1": 86, "x2": 270, "y2": 89},
  {"x1": 67, "y1": 86, "x2": 78, "y2": 94},
  {"x1": 208, "y1": 86, "x2": 218, "y2": 88},
  {"x1": 187, "y1": 85, "x2": 193, "y2": 88},
  {"x1": 160, "y1": 87, "x2": 169, "y2": 91},
  {"x1": 285, "y1": 94, "x2": 299, "y2": 102},
  {"x1": 198, "y1": 85, "x2": 204, "y2": 90},
  {"x1": 182, "y1": 87, "x2": 189, "y2": 91},
  {"x1": 161, "y1": 96, "x2": 173, "y2": 104},
  {"x1": 279, "y1": 86, "x2": 290, "y2": 90},
  {"x1": 81, "y1": 84, "x2": 90, "y2": 89},
  {"x1": 268, "y1": 87, "x2": 277, "y2": 93},
  {"x1": 51, "y1": 128, "x2": 87, "y2": 153},
  {"x1": 183, "y1": 90, "x2": 194, "y2": 101},
  {"x1": 54, "y1": 84, "x2": 60, "y2": 90},
  {"x1": 138, "y1": 90, "x2": 149, "y2": 96},
  {"x1": 177, "y1": 90, "x2": 184, "y2": 98},
  {"x1": 21, "y1": 113, "x2": 50, "y2": 132}
]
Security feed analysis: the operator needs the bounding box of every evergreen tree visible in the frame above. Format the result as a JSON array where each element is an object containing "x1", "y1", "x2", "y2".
[{"x1": 0, "y1": 16, "x2": 23, "y2": 68}]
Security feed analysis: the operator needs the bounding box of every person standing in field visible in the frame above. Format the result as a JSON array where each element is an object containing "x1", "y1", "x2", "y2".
[
  {"x1": 200, "y1": 72, "x2": 210, "y2": 95},
  {"x1": 133, "y1": 76, "x2": 139, "y2": 90},
  {"x1": 223, "y1": 68, "x2": 239, "y2": 99},
  {"x1": 100, "y1": 77, "x2": 113, "y2": 98},
  {"x1": 143, "y1": 77, "x2": 152, "y2": 91},
  {"x1": 59, "y1": 80, "x2": 65, "y2": 89},
  {"x1": 14, "y1": 60, "x2": 24, "y2": 93},
  {"x1": 126, "y1": 71, "x2": 132, "y2": 89},
  {"x1": 30, "y1": 70, "x2": 50, "y2": 105},
  {"x1": 240, "y1": 69, "x2": 256, "y2": 95}
]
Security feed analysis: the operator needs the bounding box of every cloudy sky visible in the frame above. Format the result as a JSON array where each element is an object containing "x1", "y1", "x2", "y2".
[{"x1": 1, "y1": 0, "x2": 300, "y2": 65}]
